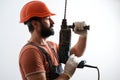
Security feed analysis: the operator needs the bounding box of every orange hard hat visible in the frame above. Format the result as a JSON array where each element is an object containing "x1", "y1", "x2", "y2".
[{"x1": 20, "y1": 1, "x2": 55, "y2": 23}]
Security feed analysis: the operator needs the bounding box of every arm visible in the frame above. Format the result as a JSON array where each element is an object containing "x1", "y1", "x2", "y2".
[
  {"x1": 27, "y1": 73, "x2": 46, "y2": 80},
  {"x1": 27, "y1": 73, "x2": 69, "y2": 80},
  {"x1": 27, "y1": 54, "x2": 80, "y2": 80},
  {"x1": 70, "y1": 21, "x2": 88, "y2": 57},
  {"x1": 70, "y1": 35, "x2": 87, "y2": 57}
]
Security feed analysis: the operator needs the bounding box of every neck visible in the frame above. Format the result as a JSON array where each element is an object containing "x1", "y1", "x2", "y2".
[{"x1": 29, "y1": 32, "x2": 47, "y2": 45}]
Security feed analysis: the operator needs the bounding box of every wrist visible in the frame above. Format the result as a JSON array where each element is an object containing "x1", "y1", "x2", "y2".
[
  {"x1": 61, "y1": 73, "x2": 71, "y2": 80},
  {"x1": 80, "y1": 33, "x2": 87, "y2": 37},
  {"x1": 54, "y1": 73, "x2": 70, "y2": 80}
]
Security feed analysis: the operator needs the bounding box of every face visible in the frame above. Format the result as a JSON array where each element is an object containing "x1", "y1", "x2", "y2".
[{"x1": 40, "y1": 17, "x2": 55, "y2": 38}]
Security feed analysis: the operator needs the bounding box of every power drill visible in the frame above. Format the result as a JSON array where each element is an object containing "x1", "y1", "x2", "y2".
[
  {"x1": 58, "y1": 19, "x2": 89, "y2": 64},
  {"x1": 58, "y1": 0, "x2": 89, "y2": 64},
  {"x1": 58, "y1": 19, "x2": 71, "y2": 63}
]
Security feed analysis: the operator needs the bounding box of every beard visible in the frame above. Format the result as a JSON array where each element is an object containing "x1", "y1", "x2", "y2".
[{"x1": 40, "y1": 23, "x2": 54, "y2": 38}]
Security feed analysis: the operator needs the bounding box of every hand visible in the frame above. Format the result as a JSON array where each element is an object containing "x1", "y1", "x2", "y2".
[
  {"x1": 73, "y1": 21, "x2": 87, "y2": 36},
  {"x1": 63, "y1": 54, "x2": 80, "y2": 78}
]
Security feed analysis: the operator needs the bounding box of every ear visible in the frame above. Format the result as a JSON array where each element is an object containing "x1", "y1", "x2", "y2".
[{"x1": 31, "y1": 20, "x2": 39, "y2": 29}]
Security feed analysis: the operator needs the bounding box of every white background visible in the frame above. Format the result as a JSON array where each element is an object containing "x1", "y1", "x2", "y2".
[{"x1": 0, "y1": 0, "x2": 120, "y2": 80}]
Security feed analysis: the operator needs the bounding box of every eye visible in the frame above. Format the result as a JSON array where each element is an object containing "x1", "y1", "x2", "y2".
[{"x1": 44, "y1": 16, "x2": 50, "y2": 20}]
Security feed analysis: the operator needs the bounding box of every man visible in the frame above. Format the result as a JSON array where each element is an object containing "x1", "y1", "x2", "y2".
[{"x1": 19, "y1": 1, "x2": 87, "y2": 80}]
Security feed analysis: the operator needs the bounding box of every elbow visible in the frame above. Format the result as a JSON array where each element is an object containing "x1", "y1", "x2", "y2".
[{"x1": 70, "y1": 47, "x2": 84, "y2": 57}]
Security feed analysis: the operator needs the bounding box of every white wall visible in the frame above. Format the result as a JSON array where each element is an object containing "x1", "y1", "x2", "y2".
[{"x1": 0, "y1": 0, "x2": 120, "y2": 80}]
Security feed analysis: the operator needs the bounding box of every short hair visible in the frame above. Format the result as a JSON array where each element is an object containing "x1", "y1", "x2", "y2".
[{"x1": 24, "y1": 17, "x2": 41, "y2": 33}]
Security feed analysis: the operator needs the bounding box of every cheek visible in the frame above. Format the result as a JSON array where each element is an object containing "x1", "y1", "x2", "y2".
[
  {"x1": 43, "y1": 21, "x2": 50, "y2": 28},
  {"x1": 36, "y1": 23, "x2": 41, "y2": 33}
]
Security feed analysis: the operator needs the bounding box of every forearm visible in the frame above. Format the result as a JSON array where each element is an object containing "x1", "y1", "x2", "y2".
[
  {"x1": 54, "y1": 73, "x2": 70, "y2": 80},
  {"x1": 70, "y1": 35, "x2": 87, "y2": 57}
]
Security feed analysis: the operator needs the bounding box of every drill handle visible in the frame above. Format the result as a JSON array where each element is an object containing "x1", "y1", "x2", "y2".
[{"x1": 68, "y1": 25, "x2": 90, "y2": 30}]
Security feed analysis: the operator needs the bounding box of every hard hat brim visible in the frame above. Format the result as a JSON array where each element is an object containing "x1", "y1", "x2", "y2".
[{"x1": 20, "y1": 13, "x2": 56, "y2": 23}]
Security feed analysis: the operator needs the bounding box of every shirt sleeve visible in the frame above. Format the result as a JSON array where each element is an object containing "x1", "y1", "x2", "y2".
[{"x1": 20, "y1": 47, "x2": 45, "y2": 77}]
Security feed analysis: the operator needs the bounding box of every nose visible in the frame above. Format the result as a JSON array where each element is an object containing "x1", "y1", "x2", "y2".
[{"x1": 49, "y1": 18, "x2": 54, "y2": 24}]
